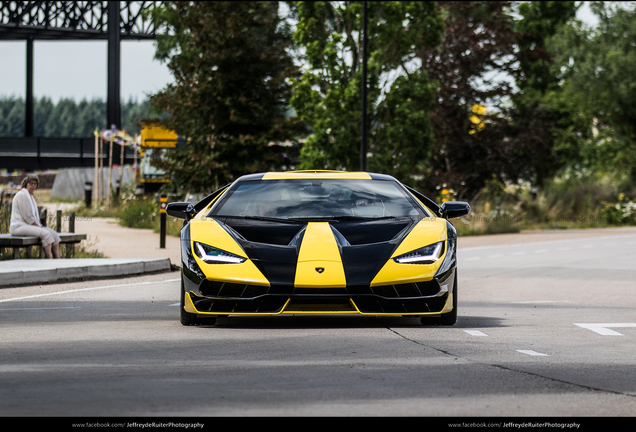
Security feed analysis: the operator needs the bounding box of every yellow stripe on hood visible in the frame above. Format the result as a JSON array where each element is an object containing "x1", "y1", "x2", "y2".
[
  {"x1": 262, "y1": 171, "x2": 372, "y2": 180},
  {"x1": 294, "y1": 222, "x2": 346, "y2": 288}
]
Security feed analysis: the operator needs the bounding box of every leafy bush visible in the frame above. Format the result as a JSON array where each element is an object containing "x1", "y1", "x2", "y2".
[
  {"x1": 453, "y1": 204, "x2": 522, "y2": 237},
  {"x1": 600, "y1": 200, "x2": 636, "y2": 225},
  {"x1": 0, "y1": 202, "x2": 9, "y2": 234},
  {"x1": 117, "y1": 195, "x2": 158, "y2": 229},
  {"x1": 451, "y1": 173, "x2": 636, "y2": 235}
]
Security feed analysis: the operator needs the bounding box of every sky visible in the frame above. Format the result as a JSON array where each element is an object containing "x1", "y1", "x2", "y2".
[{"x1": 0, "y1": 2, "x2": 599, "y2": 103}]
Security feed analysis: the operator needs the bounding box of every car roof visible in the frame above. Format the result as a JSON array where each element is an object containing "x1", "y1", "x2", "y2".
[{"x1": 234, "y1": 170, "x2": 398, "y2": 182}]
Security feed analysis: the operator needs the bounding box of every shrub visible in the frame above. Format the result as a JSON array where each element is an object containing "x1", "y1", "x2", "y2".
[{"x1": 117, "y1": 196, "x2": 158, "y2": 229}]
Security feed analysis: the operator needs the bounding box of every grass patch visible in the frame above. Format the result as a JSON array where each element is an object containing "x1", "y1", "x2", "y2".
[{"x1": 453, "y1": 210, "x2": 521, "y2": 236}]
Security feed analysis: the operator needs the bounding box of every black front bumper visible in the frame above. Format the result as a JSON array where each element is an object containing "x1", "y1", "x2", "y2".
[{"x1": 182, "y1": 267, "x2": 455, "y2": 315}]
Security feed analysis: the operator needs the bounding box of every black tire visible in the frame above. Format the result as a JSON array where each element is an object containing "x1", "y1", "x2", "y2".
[
  {"x1": 421, "y1": 273, "x2": 457, "y2": 326},
  {"x1": 180, "y1": 275, "x2": 215, "y2": 326}
]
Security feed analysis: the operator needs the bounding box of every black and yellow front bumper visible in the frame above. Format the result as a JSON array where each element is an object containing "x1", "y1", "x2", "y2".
[{"x1": 182, "y1": 267, "x2": 455, "y2": 316}]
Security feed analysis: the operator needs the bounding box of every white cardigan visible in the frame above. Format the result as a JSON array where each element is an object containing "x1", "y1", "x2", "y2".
[{"x1": 10, "y1": 188, "x2": 41, "y2": 228}]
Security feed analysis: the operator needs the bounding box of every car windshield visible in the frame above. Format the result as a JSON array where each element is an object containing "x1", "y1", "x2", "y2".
[{"x1": 210, "y1": 179, "x2": 426, "y2": 219}]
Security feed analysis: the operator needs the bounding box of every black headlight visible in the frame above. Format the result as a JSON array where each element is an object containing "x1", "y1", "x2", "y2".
[
  {"x1": 393, "y1": 242, "x2": 444, "y2": 264},
  {"x1": 435, "y1": 221, "x2": 457, "y2": 277},
  {"x1": 193, "y1": 242, "x2": 246, "y2": 264}
]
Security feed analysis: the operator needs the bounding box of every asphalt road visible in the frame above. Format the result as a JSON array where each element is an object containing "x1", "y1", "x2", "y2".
[{"x1": 0, "y1": 231, "x2": 635, "y2": 420}]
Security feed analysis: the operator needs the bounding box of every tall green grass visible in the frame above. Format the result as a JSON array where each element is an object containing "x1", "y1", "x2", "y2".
[{"x1": 453, "y1": 174, "x2": 636, "y2": 235}]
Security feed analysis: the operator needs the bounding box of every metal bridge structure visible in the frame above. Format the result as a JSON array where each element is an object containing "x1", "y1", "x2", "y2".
[{"x1": 0, "y1": 1, "x2": 160, "y2": 171}]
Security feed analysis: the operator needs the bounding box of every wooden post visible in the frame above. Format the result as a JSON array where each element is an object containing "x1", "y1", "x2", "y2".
[
  {"x1": 119, "y1": 141, "x2": 125, "y2": 199},
  {"x1": 68, "y1": 212, "x2": 76, "y2": 258},
  {"x1": 160, "y1": 195, "x2": 167, "y2": 249},
  {"x1": 56, "y1": 210, "x2": 62, "y2": 233},
  {"x1": 94, "y1": 131, "x2": 99, "y2": 208},
  {"x1": 134, "y1": 135, "x2": 138, "y2": 177},
  {"x1": 40, "y1": 207, "x2": 47, "y2": 258},
  {"x1": 99, "y1": 137, "x2": 104, "y2": 203},
  {"x1": 107, "y1": 133, "x2": 113, "y2": 207}
]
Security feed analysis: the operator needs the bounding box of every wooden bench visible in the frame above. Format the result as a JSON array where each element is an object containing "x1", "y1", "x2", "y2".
[
  {"x1": 1, "y1": 204, "x2": 87, "y2": 259},
  {"x1": 0, "y1": 233, "x2": 87, "y2": 259}
]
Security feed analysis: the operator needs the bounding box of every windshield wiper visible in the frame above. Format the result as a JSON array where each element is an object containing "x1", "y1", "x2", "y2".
[
  {"x1": 283, "y1": 215, "x2": 403, "y2": 222},
  {"x1": 214, "y1": 215, "x2": 290, "y2": 223},
  {"x1": 334, "y1": 215, "x2": 403, "y2": 221},
  {"x1": 214, "y1": 215, "x2": 407, "y2": 223}
]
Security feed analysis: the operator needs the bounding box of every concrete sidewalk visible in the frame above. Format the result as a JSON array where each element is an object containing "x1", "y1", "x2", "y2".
[
  {"x1": 74, "y1": 217, "x2": 181, "y2": 265},
  {"x1": 0, "y1": 216, "x2": 180, "y2": 288}
]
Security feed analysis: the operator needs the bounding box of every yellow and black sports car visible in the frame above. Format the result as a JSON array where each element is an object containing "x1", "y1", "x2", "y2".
[{"x1": 167, "y1": 171, "x2": 470, "y2": 326}]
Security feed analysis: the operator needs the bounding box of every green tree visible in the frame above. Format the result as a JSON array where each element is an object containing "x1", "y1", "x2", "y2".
[
  {"x1": 0, "y1": 96, "x2": 154, "y2": 138},
  {"x1": 77, "y1": 98, "x2": 106, "y2": 135},
  {"x1": 514, "y1": 1, "x2": 578, "y2": 94},
  {"x1": 415, "y1": 1, "x2": 522, "y2": 200},
  {"x1": 149, "y1": 1, "x2": 305, "y2": 193},
  {"x1": 549, "y1": 2, "x2": 636, "y2": 185},
  {"x1": 122, "y1": 98, "x2": 160, "y2": 136},
  {"x1": 0, "y1": 97, "x2": 24, "y2": 137},
  {"x1": 290, "y1": 1, "x2": 444, "y2": 182},
  {"x1": 47, "y1": 98, "x2": 78, "y2": 136},
  {"x1": 507, "y1": 1, "x2": 579, "y2": 188},
  {"x1": 34, "y1": 97, "x2": 54, "y2": 136}
]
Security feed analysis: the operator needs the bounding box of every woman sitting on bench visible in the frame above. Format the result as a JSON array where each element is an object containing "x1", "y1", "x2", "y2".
[{"x1": 9, "y1": 175, "x2": 61, "y2": 259}]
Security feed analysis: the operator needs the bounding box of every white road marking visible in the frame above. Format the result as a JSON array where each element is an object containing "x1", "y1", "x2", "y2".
[
  {"x1": 0, "y1": 279, "x2": 180, "y2": 303},
  {"x1": 513, "y1": 300, "x2": 573, "y2": 304},
  {"x1": 0, "y1": 306, "x2": 80, "y2": 311},
  {"x1": 464, "y1": 330, "x2": 487, "y2": 336},
  {"x1": 517, "y1": 350, "x2": 549, "y2": 356},
  {"x1": 574, "y1": 323, "x2": 636, "y2": 336}
]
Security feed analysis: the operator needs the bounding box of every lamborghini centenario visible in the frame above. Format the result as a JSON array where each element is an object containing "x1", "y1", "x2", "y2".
[{"x1": 167, "y1": 171, "x2": 470, "y2": 326}]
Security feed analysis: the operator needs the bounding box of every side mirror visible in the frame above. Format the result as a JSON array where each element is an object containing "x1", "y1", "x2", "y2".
[
  {"x1": 440, "y1": 201, "x2": 471, "y2": 219},
  {"x1": 166, "y1": 202, "x2": 196, "y2": 221}
]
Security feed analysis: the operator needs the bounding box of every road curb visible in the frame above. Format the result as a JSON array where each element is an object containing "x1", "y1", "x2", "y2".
[{"x1": 0, "y1": 258, "x2": 174, "y2": 288}]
